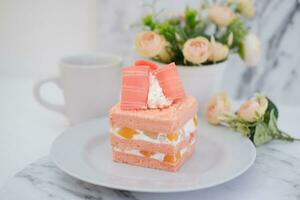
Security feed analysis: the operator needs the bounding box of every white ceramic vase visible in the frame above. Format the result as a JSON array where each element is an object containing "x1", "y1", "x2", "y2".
[{"x1": 176, "y1": 61, "x2": 227, "y2": 111}]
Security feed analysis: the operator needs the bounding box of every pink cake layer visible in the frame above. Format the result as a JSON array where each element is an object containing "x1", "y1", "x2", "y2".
[
  {"x1": 112, "y1": 143, "x2": 195, "y2": 172},
  {"x1": 110, "y1": 131, "x2": 196, "y2": 155},
  {"x1": 109, "y1": 96, "x2": 198, "y2": 133}
]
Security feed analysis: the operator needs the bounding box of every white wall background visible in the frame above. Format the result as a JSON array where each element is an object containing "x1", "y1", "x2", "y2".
[{"x1": 0, "y1": 0, "x2": 98, "y2": 78}]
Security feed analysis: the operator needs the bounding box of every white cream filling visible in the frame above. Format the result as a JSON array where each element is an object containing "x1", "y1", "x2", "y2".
[
  {"x1": 152, "y1": 152, "x2": 165, "y2": 161},
  {"x1": 111, "y1": 118, "x2": 197, "y2": 146},
  {"x1": 113, "y1": 139, "x2": 195, "y2": 162},
  {"x1": 147, "y1": 73, "x2": 172, "y2": 109}
]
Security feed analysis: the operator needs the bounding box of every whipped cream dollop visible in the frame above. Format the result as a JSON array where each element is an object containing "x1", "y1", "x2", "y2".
[{"x1": 147, "y1": 73, "x2": 172, "y2": 109}]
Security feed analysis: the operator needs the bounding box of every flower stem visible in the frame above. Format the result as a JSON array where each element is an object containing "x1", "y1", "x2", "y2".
[{"x1": 276, "y1": 131, "x2": 300, "y2": 142}]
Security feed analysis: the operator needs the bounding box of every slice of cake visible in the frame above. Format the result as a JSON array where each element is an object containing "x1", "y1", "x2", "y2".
[{"x1": 109, "y1": 60, "x2": 198, "y2": 172}]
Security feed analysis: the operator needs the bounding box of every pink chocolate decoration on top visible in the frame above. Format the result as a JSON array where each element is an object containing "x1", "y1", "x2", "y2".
[
  {"x1": 120, "y1": 60, "x2": 186, "y2": 110},
  {"x1": 134, "y1": 60, "x2": 158, "y2": 71},
  {"x1": 156, "y1": 62, "x2": 186, "y2": 101},
  {"x1": 120, "y1": 65, "x2": 150, "y2": 110}
]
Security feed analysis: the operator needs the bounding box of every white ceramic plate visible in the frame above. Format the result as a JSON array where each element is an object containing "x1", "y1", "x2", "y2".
[{"x1": 51, "y1": 117, "x2": 256, "y2": 193}]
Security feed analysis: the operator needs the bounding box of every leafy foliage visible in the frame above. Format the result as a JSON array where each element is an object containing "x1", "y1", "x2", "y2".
[
  {"x1": 142, "y1": 15, "x2": 157, "y2": 30},
  {"x1": 157, "y1": 21, "x2": 184, "y2": 64},
  {"x1": 184, "y1": 7, "x2": 199, "y2": 36},
  {"x1": 219, "y1": 17, "x2": 247, "y2": 49},
  {"x1": 138, "y1": 3, "x2": 249, "y2": 65}
]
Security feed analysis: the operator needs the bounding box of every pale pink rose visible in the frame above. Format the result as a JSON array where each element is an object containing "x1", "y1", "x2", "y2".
[
  {"x1": 205, "y1": 93, "x2": 231, "y2": 125},
  {"x1": 238, "y1": 95, "x2": 268, "y2": 122},
  {"x1": 182, "y1": 37, "x2": 212, "y2": 64},
  {"x1": 135, "y1": 31, "x2": 167, "y2": 58},
  {"x1": 238, "y1": 0, "x2": 256, "y2": 18},
  {"x1": 208, "y1": 6, "x2": 234, "y2": 26},
  {"x1": 208, "y1": 41, "x2": 229, "y2": 62}
]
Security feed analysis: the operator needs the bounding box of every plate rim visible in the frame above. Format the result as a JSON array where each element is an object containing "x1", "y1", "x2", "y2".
[{"x1": 50, "y1": 117, "x2": 256, "y2": 193}]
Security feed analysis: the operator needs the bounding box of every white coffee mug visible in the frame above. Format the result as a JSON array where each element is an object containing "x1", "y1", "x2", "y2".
[{"x1": 33, "y1": 54, "x2": 122, "y2": 125}]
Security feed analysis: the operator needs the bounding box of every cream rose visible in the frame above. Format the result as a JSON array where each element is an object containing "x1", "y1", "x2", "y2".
[
  {"x1": 208, "y1": 41, "x2": 229, "y2": 62},
  {"x1": 237, "y1": 94, "x2": 268, "y2": 122},
  {"x1": 208, "y1": 6, "x2": 234, "y2": 26},
  {"x1": 182, "y1": 37, "x2": 212, "y2": 64},
  {"x1": 237, "y1": 0, "x2": 256, "y2": 18},
  {"x1": 158, "y1": 47, "x2": 172, "y2": 63},
  {"x1": 240, "y1": 33, "x2": 261, "y2": 66},
  {"x1": 205, "y1": 93, "x2": 231, "y2": 125},
  {"x1": 135, "y1": 31, "x2": 167, "y2": 58}
]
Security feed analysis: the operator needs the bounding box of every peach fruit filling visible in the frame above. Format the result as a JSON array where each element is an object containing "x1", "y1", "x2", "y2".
[
  {"x1": 114, "y1": 148, "x2": 185, "y2": 164},
  {"x1": 166, "y1": 132, "x2": 179, "y2": 142},
  {"x1": 117, "y1": 127, "x2": 180, "y2": 142},
  {"x1": 118, "y1": 127, "x2": 139, "y2": 139},
  {"x1": 163, "y1": 152, "x2": 181, "y2": 163},
  {"x1": 193, "y1": 115, "x2": 198, "y2": 126},
  {"x1": 114, "y1": 117, "x2": 197, "y2": 144},
  {"x1": 139, "y1": 150, "x2": 155, "y2": 157}
]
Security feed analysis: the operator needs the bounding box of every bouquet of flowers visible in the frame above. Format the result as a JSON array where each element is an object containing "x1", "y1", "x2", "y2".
[
  {"x1": 205, "y1": 93, "x2": 299, "y2": 146},
  {"x1": 135, "y1": 0, "x2": 261, "y2": 66}
]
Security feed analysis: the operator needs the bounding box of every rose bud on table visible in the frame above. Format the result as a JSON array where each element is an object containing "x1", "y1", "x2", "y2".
[{"x1": 205, "y1": 93, "x2": 300, "y2": 146}]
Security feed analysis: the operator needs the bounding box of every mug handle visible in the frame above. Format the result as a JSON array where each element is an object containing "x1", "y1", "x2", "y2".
[{"x1": 33, "y1": 77, "x2": 66, "y2": 114}]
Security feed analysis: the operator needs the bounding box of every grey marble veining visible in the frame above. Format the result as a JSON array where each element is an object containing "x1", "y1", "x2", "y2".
[
  {"x1": 0, "y1": 140, "x2": 299, "y2": 200},
  {"x1": 94, "y1": 0, "x2": 300, "y2": 105},
  {"x1": 3, "y1": 158, "x2": 138, "y2": 200},
  {"x1": 236, "y1": 0, "x2": 300, "y2": 104}
]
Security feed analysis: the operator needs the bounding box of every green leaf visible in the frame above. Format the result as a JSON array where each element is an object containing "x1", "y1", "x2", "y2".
[
  {"x1": 183, "y1": 6, "x2": 207, "y2": 38},
  {"x1": 157, "y1": 21, "x2": 184, "y2": 64},
  {"x1": 249, "y1": 126, "x2": 256, "y2": 141},
  {"x1": 169, "y1": 17, "x2": 181, "y2": 26},
  {"x1": 239, "y1": 40, "x2": 245, "y2": 60},
  {"x1": 268, "y1": 109, "x2": 280, "y2": 135},
  {"x1": 184, "y1": 7, "x2": 198, "y2": 30},
  {"x1": 263, "y1": 97, "x2": 279, "y2": 124},
  {"x1": 235, "y1": 122, "x2": 251, "y2": 137},
  {"x1": 175, "y1": 26, "x2": 188, "y2": 41},
  {"x1": 266, "y1": 98, "x2": 279, "y2": 119},
  {"x1": 253, "y1": 122, "x2": 273, "y2": 146},
  {"x1": 142, "y1": 15, "x2": 157, "y2": 30},
  {"x1": 189, "y1": 21, "x2": 208, "y2": 38},
  {"x1": 157, "y1": 22, "x2": 176, "y2": 43},
  {"x1": 219, "y1": 17, "x2": 247, "y2": 49}
]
